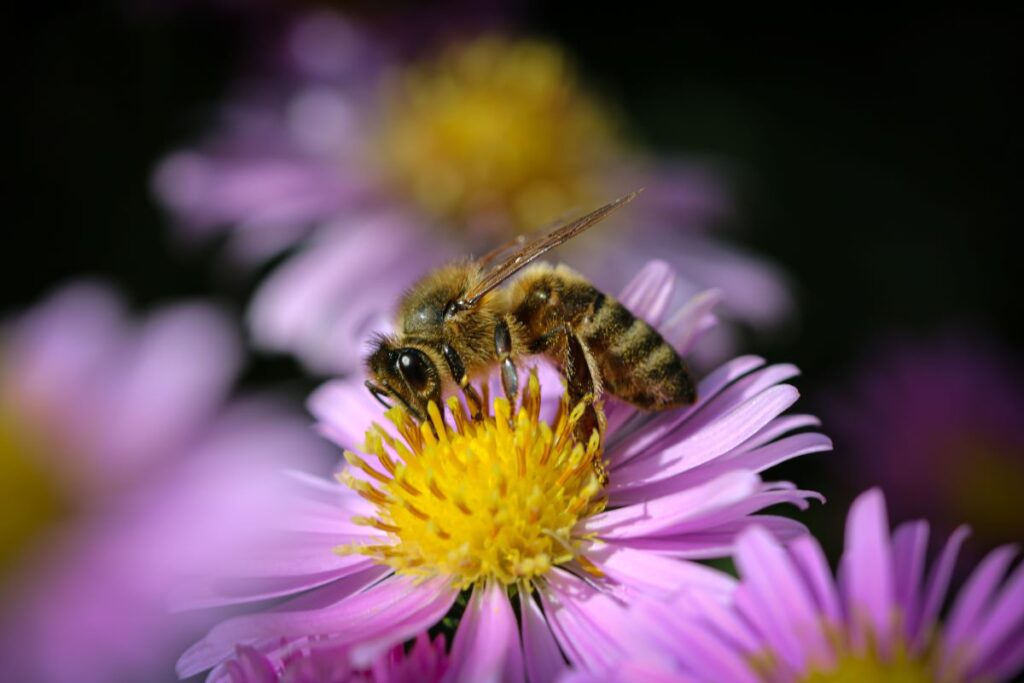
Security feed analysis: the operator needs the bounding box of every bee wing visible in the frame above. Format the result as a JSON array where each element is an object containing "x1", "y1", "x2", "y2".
[{"x1": 460, "y1": 190, "x2": 641, "y2": 307}]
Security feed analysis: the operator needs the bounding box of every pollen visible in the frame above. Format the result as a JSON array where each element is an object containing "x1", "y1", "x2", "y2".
[
  {"x1": 372, "y1": 36, "x2": 621, "y2": 236},
  {"x1": 339, "y1": 371, "x2": 606, "y2": 589}
]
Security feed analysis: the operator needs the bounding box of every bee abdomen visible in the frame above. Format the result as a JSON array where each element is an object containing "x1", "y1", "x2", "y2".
[{"x1": 582, "y1": 293, "x2": 696, "y2": 410}]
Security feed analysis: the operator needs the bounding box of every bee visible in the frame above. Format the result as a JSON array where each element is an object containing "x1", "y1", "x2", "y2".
[{"x1": 365, "y1": 191, "x2": 697, "y2": 441}]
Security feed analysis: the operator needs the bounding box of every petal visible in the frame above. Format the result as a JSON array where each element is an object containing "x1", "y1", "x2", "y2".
[
  {"x1": 587, "y1": 470, "x2": 760, "y2": 539},
  {"x1": 944, "y1": 544, "x2": 1018, "y2": 650},
  {"x1": 309, "y1": 378, "x2": 389, "y2": 450},
  {"x1": 910, "y1": 525, "x2": 970, "y2": 649},
  {"x1": 583, "y1": 542, "x2": 736, "y2": 599},
  {"x1": 734, "y1": 413, "x2": 822, "y2": 452},
  {"x1": 660, "y1": 289, "x2": 721, "y2": 356},
  {"x1": 606, "y1": 355, "x2": 766, "y2": 469},
  {"x1": 171, "y1": 558, "x2": 383, "y2": 611},
  {"x1": 221, "y1": 646, "x2": 277, "y2": 683},
  {"x1": 445, "y1": 582, "x2": 524, "y2": 683},
  {"x1": 631, "y1": 432, "x2": 831, "y2": 499},
  {"x1": 178, "y1": 574, "x2": 457, "y2": 677},
  {"x1": 519, "y1": 591, "x2": 568, "y2": 683},
  {"x1": 610, "y1": 385, "x2": 799, "y2": 499},
  {"x1": 788, "y1": 534, "x2": 842, "y2": 625},
  {"x1": 967, "y1": 558, "x2": 1024, "y2": 676},
  {"x1": 735, "y1": 526, "x2": 829, "y2": 670},
  {"x1": 539, "y1": 570, "x2": 628, "y2": 671},
  {"x1": 890, "y1": 520, "x2": 929, "y2": 642},
  {"x1": 840, "y1": 488, "x2": 895, "y2": 651},
  {"x1": 617, "y1": 260, "x2": 677, "y2": 327}
]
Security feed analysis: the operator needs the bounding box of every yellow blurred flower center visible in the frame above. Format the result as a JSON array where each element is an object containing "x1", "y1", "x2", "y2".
[
  {"x1": 0, "y1": 386, "x2": 68, "y2": 576},
  {"x1": 747, "y1": 625, "x2": 941, "y2": 683},
  {"x1": 800, "y1": 650, "x2": 934, "y2": 683},
  {"x1": 372, "y1": 37, "x2": 621, "y2": 236},
  {"x1": 340, "y1": 373, "x2": 606, "y2": 589}
]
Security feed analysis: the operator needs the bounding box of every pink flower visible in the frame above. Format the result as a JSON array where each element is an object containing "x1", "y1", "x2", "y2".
[
  {"x1": 564, "y1": 488, "x2": 1024, "y2": 682},
  {"x1": 153, "y1": 11, "x2": 792, "y2": 374},
  {"x1": 0, "y1": 282, "x2": 334, "y2": 683},
  {"x1": 221, "y1": 633, "x2": 448, "y2": 683},
  {"x1": 177, "y1": 261, "x2": 827, "y2": 681}
]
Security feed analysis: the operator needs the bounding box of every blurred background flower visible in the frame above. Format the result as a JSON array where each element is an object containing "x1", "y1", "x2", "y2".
[
  {"x1": 825, "y1": 332, "x2": 1024, "y2": 551},
  {"x1": 561, "y1": 488, "x2": 1024, "y2": 682},
  {"x1": 0, "y1": 283, "x2": 334, "y2": 683},
  {"x1": 152, "y1": 8, "x2": 791, "y2": 374}
]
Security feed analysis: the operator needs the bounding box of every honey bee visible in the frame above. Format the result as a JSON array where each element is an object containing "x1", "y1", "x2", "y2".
[{"x1": 365, "y1": 191, "x2": 697, "y2": 440}]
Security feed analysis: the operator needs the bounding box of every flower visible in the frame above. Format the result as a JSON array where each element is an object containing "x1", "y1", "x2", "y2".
[
  {"x1": 0, "y1": 282, "x2": 334, "y2": 683},
  {"x1": 177, "y1": 261, "x2": 828, "y2": 681},
  {"x1": 825, "y1": 332, "x2": 1024, "y2": 548},
  {"x1": 154, "y1": 10, "x2": 792, "y2": 374},
  {"x1": 562, "y1": 488, "x2": 1024, "y2": 683},
  {"x1": 220, "y1": 632, "x2": 448, "y2": 683}
]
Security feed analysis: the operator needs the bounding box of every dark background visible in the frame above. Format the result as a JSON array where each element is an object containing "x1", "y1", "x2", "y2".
[{"x1": 9, "y1": 3, "x2": 1022, "y2": 551}]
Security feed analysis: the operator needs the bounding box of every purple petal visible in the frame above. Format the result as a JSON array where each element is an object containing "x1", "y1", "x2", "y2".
[
  {"x1": 638, "y1": 432, "x2": 831, "y2": 498},
  {"x1": 966, "y1": 559, "x2": 1024, "y2": 677},
  {"x1": 539, "y1": 569, "x2": 628, "y2": 671},
  {"x1": 610, "y1": 385, "x2": 799, "y2": 499},
  {"x1": 606, "y1": 355, "x2": 766, "y2": 469},
  {"x1": 910, "y1": 525, "x2": 970, "y2": 649},
  {"x1": 519, "y1": 591, "x2": 568, "y2": 683},
  {"x1": 177, "y1": 574, "x2": 457, "y2": 677},
  {"x1": 445, "y1": 582, "x2": 524, "y2": 683},
  {"x1": 944, "y1": 545, "x2": 1019, "y2": 651},
  {"x1": 788, "y1": 534, "x2": 842, "y2": 624},
  {"x1": 734, "y1": 526, "x2": 829, "y2": 670},
  {"x1": 583, "y1": 542, "x2": 736, "y2": 599},
  {"x1": 587, "y1": 470, "x2": 760, "y2": 539},
  {"x1": 734, "y1": 414, "x2": 821, "y2": 452},
  {"x1": 171, "y1": 559, "x2": 384, "y2": 611},
  {"x1": 617, "y1": 260, "x2": 677, "y2": 327},
  {"x1": 222, "y1": 646, "x2": 278, "y2": 683},
  {"x1": 309, "y1": 378, "x2": 394, "y2": 452},
  {"x1": 890, "y1": 520, "x2": 929, "y2": 643},
  {"x1": 840, "y1": 489, "x2": 896, "y2": 652},
  {"x1": 660, "y1": 289, "x2": 722, "y2": 356}
]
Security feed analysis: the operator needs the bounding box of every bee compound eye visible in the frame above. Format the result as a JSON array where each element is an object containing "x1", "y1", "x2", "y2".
[{"x1": 398, "y1": 349, "x2": 431, "y2": 391}]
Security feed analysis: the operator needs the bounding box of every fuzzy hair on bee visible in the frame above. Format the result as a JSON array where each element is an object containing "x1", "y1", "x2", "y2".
[{"x1": 364, "y1": 192, "x2": 697, "y2": 442}]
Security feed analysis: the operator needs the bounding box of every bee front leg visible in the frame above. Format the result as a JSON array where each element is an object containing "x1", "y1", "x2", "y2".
[
  {"x1": 557, "y1": 326, "x2": 608, "y2": 482},
  {"x1": 442, "y1": 342, "x2": 483, "y2": 421},
  {"x1": 494, "y1": 318, "x2": 519, "y2": 409}
]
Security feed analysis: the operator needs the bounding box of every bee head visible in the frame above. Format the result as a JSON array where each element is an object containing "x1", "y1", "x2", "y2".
[{"x1": 364, "y1": 336, "x2": 442, "y2": 422}]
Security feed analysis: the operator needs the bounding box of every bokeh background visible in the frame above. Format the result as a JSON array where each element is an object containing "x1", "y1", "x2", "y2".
[{"x1": 6, "y1": 4, "x2": 1022, "y2": 678}]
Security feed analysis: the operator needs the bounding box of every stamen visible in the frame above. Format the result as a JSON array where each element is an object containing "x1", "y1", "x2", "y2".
[{"x1": 338, "y1": 370, "x2": 607, "y2": 588}]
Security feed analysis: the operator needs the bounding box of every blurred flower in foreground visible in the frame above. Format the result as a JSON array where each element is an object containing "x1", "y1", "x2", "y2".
[
  {"x1": 177, "y1": 261, "x2": 827, "y2": 681},
  {"x1": 826, "y1": 333, "x2": 1024, "y2": 549},
  {"x1": 0, "y1": 283, "x2": 333, "y2": 683},
  {"x1": 154, "y1": 10, "x2": 792, "y2": 374},
  {"x1": 222, "y1": 632, "x2": 448, "y2": 683},
  {"x1": 564, "y1": 488, "x2": 1024, "y2": 683}
]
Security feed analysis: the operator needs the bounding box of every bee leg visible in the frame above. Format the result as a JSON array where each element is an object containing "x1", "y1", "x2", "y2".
[
  {"x1": 560, "y1": 328, "x2": 604, "y2": 443},
  {"x1": 494, "y1": 318, "x2": 519, "y2": 409},
  {"x1": 442, "y1": 342, "x2": 483, "y2": 421}
]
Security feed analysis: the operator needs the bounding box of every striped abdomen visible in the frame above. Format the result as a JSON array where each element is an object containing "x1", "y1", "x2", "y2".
[
  {"x1": 578, "y1": 287, "x2": 696, "y2": 409},
  {"x1": 509, "y1": 264, "x2": 696, "y2": 411}
]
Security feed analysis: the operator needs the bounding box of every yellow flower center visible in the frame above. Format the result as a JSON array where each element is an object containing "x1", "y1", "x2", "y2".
[
  {"x1": 800, "y1": 652, "x2": 934, "y2": 683},
  {"x1": 749, "y1": 621, "x2": 949, "y2": 683},
  {"x1": 340, "y1": 373, "x2": 606, "y2": 589},
  {"x1": 0, "y1": 384, "x2": 69, "y2": 577},
  {"x1": 372, "y1": 36, "x2": 621, "y2": 236}
]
